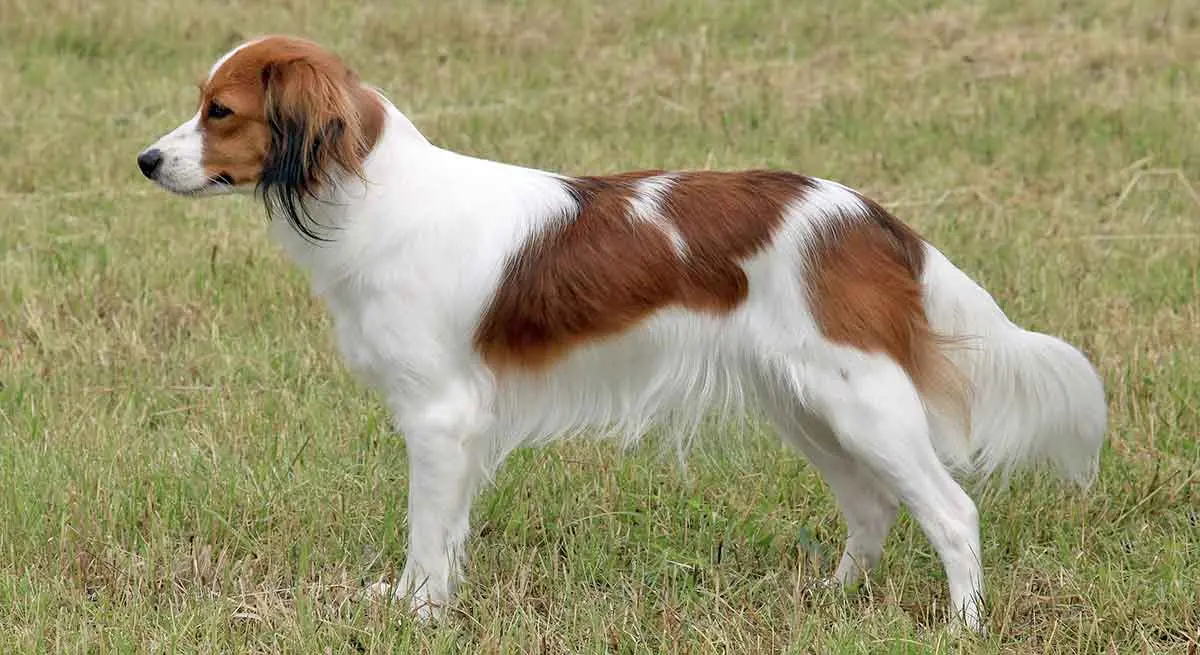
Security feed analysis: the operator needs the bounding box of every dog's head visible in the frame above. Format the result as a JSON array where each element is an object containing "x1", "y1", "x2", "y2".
[{"x1": 137, "y1": 35, "x2": 384, "y2": 241}]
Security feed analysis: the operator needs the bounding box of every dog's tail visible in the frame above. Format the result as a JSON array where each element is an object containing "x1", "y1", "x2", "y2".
[{"x1": 919, "y1": 243, "x2": 1107, "y2": 484}]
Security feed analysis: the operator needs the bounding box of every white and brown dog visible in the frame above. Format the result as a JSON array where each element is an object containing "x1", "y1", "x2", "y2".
[{"x1": 137, "y1": 35, "x2": 1106, "y2": 632}]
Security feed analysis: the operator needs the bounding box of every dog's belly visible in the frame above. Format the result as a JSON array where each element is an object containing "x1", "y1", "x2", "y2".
[{"x1": 487, "y1": 307, "x2": 757, "y2": 450}]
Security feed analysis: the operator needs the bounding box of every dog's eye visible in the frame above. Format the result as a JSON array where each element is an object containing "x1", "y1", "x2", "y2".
[{"x1": 207, "y1": 101, "x2": 233, "y2": 120}]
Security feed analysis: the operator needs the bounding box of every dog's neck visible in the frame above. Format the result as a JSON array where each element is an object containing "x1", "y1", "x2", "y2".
[
  {"x1": 364, "y1": 90, "x2": 431, "y2": 150},
  {"x1": 266, "y1": 94, "x2": 577, "y2": 303},
  {"x1": 264, "y1": 96, "x2": 466, "y2": 288}
]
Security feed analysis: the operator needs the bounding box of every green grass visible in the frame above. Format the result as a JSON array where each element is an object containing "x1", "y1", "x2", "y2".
[{"x1": 2, "y1": 0, "x2": 1198, "y2": 652}]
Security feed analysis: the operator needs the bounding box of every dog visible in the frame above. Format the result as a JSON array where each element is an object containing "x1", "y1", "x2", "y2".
[{"x1": 137, "y1": 35, "x2": 1106, "y2": 633}]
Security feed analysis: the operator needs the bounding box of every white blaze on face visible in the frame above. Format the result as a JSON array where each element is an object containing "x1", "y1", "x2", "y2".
[
  {"x1": 142, "y1": 112, "x2": 212, "y2": 195},
  {"x1": 207, "y1": 38, "x2": 260, "y2": 80},
  {"x1": 137, "y1": 39, "x2": 262, "y2": 196}
]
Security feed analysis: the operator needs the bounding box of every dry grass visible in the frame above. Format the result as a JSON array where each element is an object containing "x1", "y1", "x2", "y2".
[{"x1": 1, "y1": 0, "x2": 1198, "y2": 653}]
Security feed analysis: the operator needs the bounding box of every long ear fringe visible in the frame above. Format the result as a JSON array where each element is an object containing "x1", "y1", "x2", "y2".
[
  {"x1": 257, "y1": 57, "x2": 380, "y2": 243},
  {"x1": 258, "y1": 114, "x2": 338, "y2": 242}
]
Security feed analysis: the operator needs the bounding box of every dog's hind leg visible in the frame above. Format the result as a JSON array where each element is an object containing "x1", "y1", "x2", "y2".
[
  {"x1": 767, "y1": 351, "x2": 986, "y2": 633},
  {"x1": 759, "y1": 388, "x2": 897, "y2": 587}
]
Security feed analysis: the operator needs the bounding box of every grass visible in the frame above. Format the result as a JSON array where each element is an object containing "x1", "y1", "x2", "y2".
[{"x1": 1, "y1": 0, "x2": 1198, "y2": 652}]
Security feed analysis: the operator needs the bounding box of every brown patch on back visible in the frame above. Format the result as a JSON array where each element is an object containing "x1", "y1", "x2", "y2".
[
  {"x1": 475, "y1": 170, "x2": 811, "y2": 371},
  {"x1": 807, "y1": 195, "x2": 970, "y2": 425}
]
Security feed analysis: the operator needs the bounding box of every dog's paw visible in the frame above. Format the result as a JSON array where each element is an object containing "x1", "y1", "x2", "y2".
[
  {"x1": 357, "y1": 580, "x2": 396, "y2": 604},
  {"x1": 945, "y1": 605, "x2": 988, "y2": 639},
  {"x1": 357, "y1": 576, "x2": 447, "y2": 622},
  {"x1": 815, "y1": 577, "x2": 843, "y2": 590}
]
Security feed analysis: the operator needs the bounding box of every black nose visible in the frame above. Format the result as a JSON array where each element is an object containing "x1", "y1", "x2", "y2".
[{"x1": 137, "y1": 149, "x2": 163, "y2": 179}]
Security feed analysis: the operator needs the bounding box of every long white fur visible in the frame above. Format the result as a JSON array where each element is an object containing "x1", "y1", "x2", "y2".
[
  {"x1": 920, "y1": 245, "x2": 1108, "y2": 483},
  {"x1": 138, "y1": 42, "x2": 1109, "y2": 633}
]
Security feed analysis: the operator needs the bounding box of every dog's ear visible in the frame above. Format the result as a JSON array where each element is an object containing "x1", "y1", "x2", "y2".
[{"x1": 259, "y1": 55, "x2": 382, "y2": 242}]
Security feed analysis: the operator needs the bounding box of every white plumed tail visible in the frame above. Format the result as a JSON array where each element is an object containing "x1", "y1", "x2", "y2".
[{"x1": 920, "y1": 244, "x2": 1107, "y2": 484}]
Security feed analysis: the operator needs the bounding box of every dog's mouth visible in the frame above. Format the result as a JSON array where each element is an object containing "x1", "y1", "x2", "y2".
[{"x1": 160, "y1": 172, "x2": 239, "y2": 197}]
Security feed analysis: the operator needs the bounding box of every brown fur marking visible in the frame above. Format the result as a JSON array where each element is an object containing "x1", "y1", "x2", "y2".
[
  {"x1": 197, "y1": 35, "x2": 384, "y2": 189},
  {"x1": 475, "y1": 170, "x2": 811, "y2": 370},
  {"x1": 806, "y1": 194, "x2": 970, "y2": 425}
]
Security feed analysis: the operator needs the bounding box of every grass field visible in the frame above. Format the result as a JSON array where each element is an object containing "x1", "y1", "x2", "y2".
[{"x1": 2, "y1": 0, "x2": 1198, "y2": 652}]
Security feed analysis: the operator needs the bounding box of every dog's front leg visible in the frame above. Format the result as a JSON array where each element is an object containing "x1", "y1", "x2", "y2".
[{"x1": 388, "y1": 380, "x2": 495, "y2": 621}]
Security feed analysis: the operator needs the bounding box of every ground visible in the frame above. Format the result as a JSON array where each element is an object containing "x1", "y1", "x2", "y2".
[{"x1": 1, "y1": 1, "x2": 1198, "y2": 653}]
